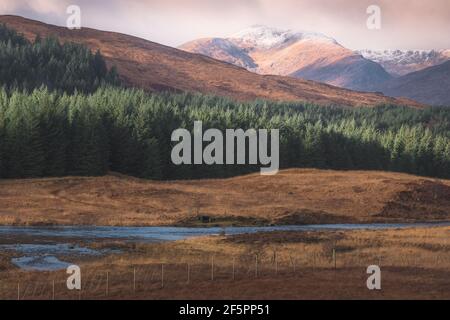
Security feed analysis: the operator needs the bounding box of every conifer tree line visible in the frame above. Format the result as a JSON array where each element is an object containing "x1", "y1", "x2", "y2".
[
  {"x1": 0, "y1": 24, "x2": 119, "y2": 93},
  {"x1": 0, "y1": 24, "x2": 449, "y2": 180},
  {"x1": 0, "y1": 86, "x2": 449, "y2": 180}
]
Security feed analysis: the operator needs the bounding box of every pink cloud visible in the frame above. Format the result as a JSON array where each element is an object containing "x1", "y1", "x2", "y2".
[{"x1": 1, "y1": 0, "x2": 449, "y2": 49}]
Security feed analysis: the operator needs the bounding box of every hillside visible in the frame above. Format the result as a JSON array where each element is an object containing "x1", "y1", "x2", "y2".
[
  {"x1": 1, "y1": 169, "x2": 449, "y2": 226},
  {"x1": 377, "y1": 60, "x2": 450, "y2": 106},
  {"x1": 180, "y1": 25, "x2": 392, "y2": 91},
  {"x1": 0, "y1": 15, "x2": 422, "y2": 108}
]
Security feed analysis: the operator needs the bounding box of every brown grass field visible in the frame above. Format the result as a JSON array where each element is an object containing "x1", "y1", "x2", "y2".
[
  {"x1": 0, "y1": 169, "x2": 449, "y2": 227},
  {"x1": 0, "y1": 169, "x2": 449, "y2": 300},
  {"x1": 0, "y1": 226, "x2": 449, "y2": 300}
]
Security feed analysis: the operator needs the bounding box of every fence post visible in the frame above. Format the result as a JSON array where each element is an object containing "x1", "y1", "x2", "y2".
[
  {"x1": 133, "y1": 267, "x2": 136, "y2": 293},
  {"x1": 17, "y1": 283, "x2": 20, "y2": 301},
  {"x1": 211, "y1": 256, "x2": 214, "y2": 281},
  {"x1": 161, "y1": 264, "x2": 164, "y2": 289},
  {"x1": 52, "y1": 280, "x2": 55, "y2": 300},
  {"x1": 313, "y1": 252, "x2": 316, "y2": 272},
  {"x1": 290, "y1": 254, "x2": 296, "y2": 274},
  {"x1": 255, "y1": 254, "x2": 258, "y2": 278},
  {"x1": 275, "y1": 252, "x2": 278, "y2": 275},
  {"x1": 232, "y1": 258, "x2": 235, "y2": 280},
  {"x1": 106, "y1": 271, "x2": 109, "y2": 296},
  {"x1": 187, "y1": 263, "x2": 190, "y2": 284},
  {"x1": 333, "y1": 249, "x2": 336, "y2": 270}
]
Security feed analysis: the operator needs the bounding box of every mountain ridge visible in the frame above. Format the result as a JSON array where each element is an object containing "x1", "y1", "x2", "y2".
[
  {"x1": 358, "y1": 49, "x2": 450, "y2": 77},
  {"x1": 0, "y1": 15, "x2": 422, "y2": 108},
  {"x1": 180, "y1": 25, "x2": 393, "y2": 92}
]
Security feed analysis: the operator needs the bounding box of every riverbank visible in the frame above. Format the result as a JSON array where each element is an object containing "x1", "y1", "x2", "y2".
[
  {"x1": 0, "y1": 169, "x2": 449, "y2": 227},
  {"x1": 0, "y1": 225, "x2": 449, "y2": 299},
  {"x1": 3, "y1": 222, "x2": 449, "y2": 271}
]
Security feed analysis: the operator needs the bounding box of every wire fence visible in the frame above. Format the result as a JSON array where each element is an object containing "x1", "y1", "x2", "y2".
[{"x1": 1, "y1": 248, "x2": 449, "y2": 300}]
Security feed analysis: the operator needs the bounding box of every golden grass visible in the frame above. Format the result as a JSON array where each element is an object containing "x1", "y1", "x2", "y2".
[
  {"x1": 0, "y1": 169, "x2": 449, "y2": 227},
  {"x1": 0, "y1": 226, "x2": 449, "y2": 299}
]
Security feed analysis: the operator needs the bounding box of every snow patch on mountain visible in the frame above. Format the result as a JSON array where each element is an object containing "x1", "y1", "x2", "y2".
[
  {"x1": 230, "y1": 25, "x2": 338, "y2": 49},
  {"x1": 358, "y1": 49, "x2": 450, "y2": 76},
  {"x1": 179, "y1": 37, "x2": 258, "y2": 70},
  {"x1": 359, "y1": 49, "x2": 447, "y2": 64}
]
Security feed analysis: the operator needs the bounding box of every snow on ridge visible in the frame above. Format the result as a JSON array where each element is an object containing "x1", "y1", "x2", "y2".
[
  {"x1": 230, "y1": 25, "x2": 338, "y2": 49},
  {"x1": 358, "y1": 49, "x2": 449, "y2": 63},
  {"x1": 208, "y1": 38, "x2": 240, "y2": 51},
  {"x1": 356, "y1": 49, "x2": 450, "y2": 76}
]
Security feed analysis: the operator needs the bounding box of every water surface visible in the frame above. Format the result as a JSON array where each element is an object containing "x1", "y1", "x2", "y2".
[
  {"x1": 1, "y1": 222, "x2": 448, "y2": 271},
  {"x1": 2, "y1": 222, "x2": 449, "y2": 241}
]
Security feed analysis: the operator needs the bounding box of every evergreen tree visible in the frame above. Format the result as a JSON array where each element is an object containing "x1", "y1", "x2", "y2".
[
  {"x1": 0, "y1": 83, "x2": 449, "y2": 180},
  {"x1": 0, "y1": 25, "x2": 119, "y2": 94}
]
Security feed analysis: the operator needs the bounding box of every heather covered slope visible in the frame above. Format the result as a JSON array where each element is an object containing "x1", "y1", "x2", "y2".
[{"x1": 0, "y1": 15, "x2": 421, "y2": 108}]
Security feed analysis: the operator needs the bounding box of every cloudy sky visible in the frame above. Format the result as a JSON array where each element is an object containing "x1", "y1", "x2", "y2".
[{"x1": 1, "y1": 0, "x2": 449, "y2": 50}]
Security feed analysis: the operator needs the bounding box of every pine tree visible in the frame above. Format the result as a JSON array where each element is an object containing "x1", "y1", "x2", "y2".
[
  {"x1": 68, "y1": 106, "x2": 109, "y2": 176},
  {"x1": 4, "y1": 94, "x2": 45, "y2": 178}
]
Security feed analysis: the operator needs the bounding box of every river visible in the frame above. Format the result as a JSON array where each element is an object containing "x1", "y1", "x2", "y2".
[{"x1": 1, "y1": 222, "x2": 448, "y2": 271}]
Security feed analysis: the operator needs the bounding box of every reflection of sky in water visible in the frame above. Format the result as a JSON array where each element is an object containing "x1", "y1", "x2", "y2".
[
  {"x1": 11, "y1": 256, "x2": 73, "y2": 271},
  {"x1": 1, "y1": 222, "x2": 449, "y2": 242},
  {"x1": 1, "y1": 243, "x2": 116, "y2": 271}
]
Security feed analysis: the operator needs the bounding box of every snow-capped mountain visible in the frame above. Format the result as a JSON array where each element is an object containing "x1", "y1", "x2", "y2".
[
  {"x1": 358, "y1": 49, "x2": 450, "y2": 77},
  {"x1": 229, "y1": 25, "x2": 338, "y2": 49},
  {"x1": 180, "y1": 25, "x2": 391, "y2": 92}
]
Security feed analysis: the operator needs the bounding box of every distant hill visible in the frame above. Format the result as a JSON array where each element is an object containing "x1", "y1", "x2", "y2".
[
  {"x1": 180, "y1": 25, "x2": 392, "y2": 92},
  {"x1": 358, "y1": 49, "x2": 450, "y2": 77},
  {"x1": 376, "y1": 60, "x2": 450, "y2": 106}
]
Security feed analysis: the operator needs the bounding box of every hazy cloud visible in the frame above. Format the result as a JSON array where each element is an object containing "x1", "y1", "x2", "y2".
[{"x1": 1, "y1": 0, "x2": 449, "y2": 49}]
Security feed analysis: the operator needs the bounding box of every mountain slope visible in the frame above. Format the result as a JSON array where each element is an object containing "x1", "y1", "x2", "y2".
[
  {"x1": 0, "y1": 15, "x2": 421, "y2": 108},
  {"x1": 359, "y1": 49, "x2": 450, "y2": 77},
  {"x1": 290, "y1": 55, "x2": 392, "y2": 91},
  {"x1": 180, "y1": 37, "x2": 258, "y2": 70},
  {"x1": 377, "y1": 60, "x2": 450, "y2": 106},
  {"x1": 179, "y1": 25, "x2": 392, "y2": 91}
]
